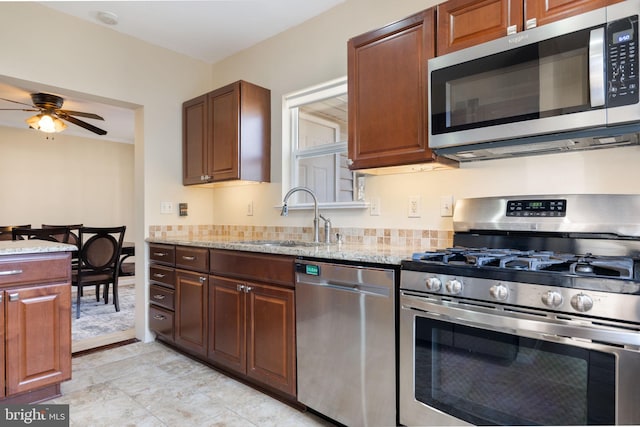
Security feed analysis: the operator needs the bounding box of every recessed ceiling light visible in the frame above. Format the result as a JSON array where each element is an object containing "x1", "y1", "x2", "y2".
[{"x1": 97, "y1": 11, "x2": 118, "y2": 26}]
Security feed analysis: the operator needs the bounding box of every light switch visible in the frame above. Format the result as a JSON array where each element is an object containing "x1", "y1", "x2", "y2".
[{"x1": 160, "y1": 201, "x2": 173, "y2": 214}]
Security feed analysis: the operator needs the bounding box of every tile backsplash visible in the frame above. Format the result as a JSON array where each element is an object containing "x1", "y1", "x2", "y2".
[{"x1": 148, "y1": 224, "x2": 453, "y2": 250}]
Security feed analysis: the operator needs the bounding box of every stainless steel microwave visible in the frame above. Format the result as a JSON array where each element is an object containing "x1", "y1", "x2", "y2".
[{"x1": 428, "y1": 0, "x2": 640, "y2": 161}]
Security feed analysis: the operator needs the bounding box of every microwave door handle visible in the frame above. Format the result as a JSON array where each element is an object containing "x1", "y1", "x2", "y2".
[{"x1": 589, "y1": 27, "x2": 606, "y2": 107}]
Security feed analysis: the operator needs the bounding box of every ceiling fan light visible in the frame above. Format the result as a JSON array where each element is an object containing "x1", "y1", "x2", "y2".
[{"x1": 26, "y1": 114, "x2": 67, "y2": 133}]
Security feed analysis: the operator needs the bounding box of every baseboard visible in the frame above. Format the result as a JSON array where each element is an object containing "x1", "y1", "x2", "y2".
[{"x1": 72, "y1": 328, "x2": 136, "y2": 354}]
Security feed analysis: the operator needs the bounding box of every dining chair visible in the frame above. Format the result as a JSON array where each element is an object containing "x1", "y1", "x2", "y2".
[
  {"x1": 0, "y1": 224, "x2": 31, "y2": 241},
  {"x1": 72, "y1": 226, "x2": 126, "y2": 319},
  {"x1": 12, "y1": 226, "x2": 70, "y2": 243},
  {"x1": 42, "y1": 223, "x2": 82, "y2": 246}
]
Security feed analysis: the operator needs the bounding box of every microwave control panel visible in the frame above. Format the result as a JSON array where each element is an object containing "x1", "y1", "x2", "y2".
[{"x1": 607, "y1": 15, "x2": 639, "y2": 107}]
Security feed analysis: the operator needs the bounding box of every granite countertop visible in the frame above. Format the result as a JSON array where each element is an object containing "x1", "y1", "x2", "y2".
[
  {"x1": 0, "y1": 240, "x2": 77, "y2": 255},
  {"x1": 147, "y1": 237, "x2": 419, "y2": 265}
]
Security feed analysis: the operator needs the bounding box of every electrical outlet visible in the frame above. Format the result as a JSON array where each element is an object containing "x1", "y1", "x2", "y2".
[
  {"x1": 370, "y1": 197, "x2": 381, "y2": 216},
  {"x1": 441, "y1": 195, "x2": 454, "y2": 217},
  {"x1": 246, "y1": 200, "x2": 254, "y2": 216},
  {"x1": 160, "y1": 201, "x2": 173, "y2": 214},
  {"x1": 408, "y1": 196, "x2": 421, "y2": 218}
]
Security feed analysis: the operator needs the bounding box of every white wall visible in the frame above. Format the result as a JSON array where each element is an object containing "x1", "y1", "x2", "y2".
[
  {"x1": 0, "y1": 2, "x2": 214, "y2": 342},
  {"x1": 209, "y1": 0, "x2": 640, "y2": 230},
  {"x1": 0, "y1": 126, "x2": 134, "y2": 232}
]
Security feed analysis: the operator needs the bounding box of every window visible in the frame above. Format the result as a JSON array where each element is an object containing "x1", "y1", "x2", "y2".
[{"x1": 283, "y1": 77, "x2": 364, "y2": 207}]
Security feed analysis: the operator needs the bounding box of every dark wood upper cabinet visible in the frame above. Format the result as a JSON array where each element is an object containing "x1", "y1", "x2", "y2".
[
  {"x1": 347, "y1": 8, "x2": 439, "y2": 170},
  {"x1": 183, "y1": 80, "x2": 270, "y2": 185},
  {"x1": 437, "y1": 0, "x2": 612, "y2": 55}
]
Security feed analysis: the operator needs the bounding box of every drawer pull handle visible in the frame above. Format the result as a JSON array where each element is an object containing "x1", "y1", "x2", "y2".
[
  {"x1": 0, "y1": 269, "x2": 23, "y2": 276},
  {"x1": 9, "y1": 293, "x2": 19, "y2": 302},
  {"x1": 153, "y1": 294, "x2": 166, "y2": 300},
  {"x1": 153, "y1": 252, "x2": 167, "y2": 257},
  {"x1": 182, "y1": 256, "x2": 196, "y2": 261},
  {"x1": 153, "y1": 314, "x2": 166, "y2": 320},
  {"x1": 153, "y1": 273, "x2": 166, "y2": 279}
]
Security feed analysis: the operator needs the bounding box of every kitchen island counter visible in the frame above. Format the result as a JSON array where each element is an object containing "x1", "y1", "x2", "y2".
[
  {"x1": 0, "y1": 239, "x2": 76, "y2": 255},
  {"x1": 146, "y1": 237, "x2": 418, "y2": 265}
]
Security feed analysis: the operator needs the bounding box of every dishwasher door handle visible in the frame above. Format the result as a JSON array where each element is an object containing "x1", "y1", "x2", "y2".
[{"x1": 297, "y1": 280, "x2": 390, "y2": 298}]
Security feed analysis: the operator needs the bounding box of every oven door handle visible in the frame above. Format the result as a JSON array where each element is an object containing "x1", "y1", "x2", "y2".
[{"x1": 401, "y1": 294, "x2": 640, "y2": 347}]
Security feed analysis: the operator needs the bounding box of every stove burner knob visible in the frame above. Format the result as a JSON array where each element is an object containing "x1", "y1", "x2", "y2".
[
  {"x1": 489, "y1": 284, "x2": 509, "y2": 301},
  {"x1": 445, "y1": 279, "x2": 463, "y2": 295},
  {"x1": 570, "y1": 293, "x2": 594, "y2": 313},
  {"x1": 426, "y1": 277, "x2": 442, "y2": 292},
  {"x1": 541, "y1": 290, "x2": 563, "y2": 308}
]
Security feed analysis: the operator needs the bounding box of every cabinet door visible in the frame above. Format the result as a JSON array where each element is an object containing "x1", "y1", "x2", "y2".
[
  {"x1": 525, "y1": 0, "x2": 608, "y2": 28},
  {"x1": 183, "y1": 94, "x2": 209, "y2": 185},
  {"x1": 5, "y1": 283, "x2": 71, "y2": 396},
  {"x1": 208, "y1": 276, "x2": 246, "y2": 374},
  {"x1": 437, "y1": 0, "x2": 523, "y2": 55},
  {"x1": 209, "y1": 82, "x2": 240, "y2": 181},
  {"x1": 246, "y1": 283, "x2": 296, "y2": 396},
  {"x1": 348, "y1": 9, "x2": 437, "y2": 170},
  {"x1": 175, "y1": 269, "x2": 208, "y2": 356}
]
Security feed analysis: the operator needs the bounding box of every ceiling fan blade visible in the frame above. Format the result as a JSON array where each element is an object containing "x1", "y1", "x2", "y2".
[
  {"x1": 58, "y1": 113, "x2": 107, "y2": 135},
  {"x1": 0, "y1": 108, "x2": 39, "y2": 112},
  {"x1": 57, "y1": 109, "x2": 104, "y2": 120},
  {"x1": 0, "y1": 97, "x2": 35, "y2": 108}
]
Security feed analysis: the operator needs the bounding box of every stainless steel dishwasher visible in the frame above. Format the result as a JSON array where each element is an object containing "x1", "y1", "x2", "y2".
[{"x1": 295, "y1": 260, "x2": 396, "y2": 427}]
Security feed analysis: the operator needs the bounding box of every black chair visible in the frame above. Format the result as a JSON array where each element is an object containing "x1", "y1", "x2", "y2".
[
  {"x1": 0, "y1": 224, "x2": 31, "y2": 241},
  {"x1": 42, "y1": 224, "x2": 82, "y2": 247},
  {"x1": 12, "y1": 226, "x2": 70, "y2": 243},
  {"x1": 72, "y1": 226, "x2": 126, "y2": 319}
]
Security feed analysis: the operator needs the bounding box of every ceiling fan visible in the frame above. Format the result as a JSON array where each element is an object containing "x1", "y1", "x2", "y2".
[{"x1": 0, "y1": 92, "x2": 107, "y2": 135}]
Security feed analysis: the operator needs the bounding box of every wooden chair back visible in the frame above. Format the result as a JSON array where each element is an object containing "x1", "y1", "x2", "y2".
[
  {"x1": 12, "y1": 227, "x2": 70, "y2": 243},
  {"x1": 42, "y1": 224, "x2": 82, "y2": 246},
  {"x1": 0, "y1": 225, "x2": 31, "y2": 241}
]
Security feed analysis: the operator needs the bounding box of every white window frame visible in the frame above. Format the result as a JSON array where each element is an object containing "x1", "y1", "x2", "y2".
[{"x1": 282, "y1": 76, "x2": 366, "y2": 210}]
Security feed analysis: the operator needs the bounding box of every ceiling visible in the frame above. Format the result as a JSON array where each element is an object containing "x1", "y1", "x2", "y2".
[{"x1": 0, "y1": 0, "x2": 345, "y2": 143}]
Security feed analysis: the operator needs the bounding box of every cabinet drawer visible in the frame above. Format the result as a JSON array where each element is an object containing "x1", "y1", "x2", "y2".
[
  {"x1": 149, "y1": 305, "x2": 174, "y2": 341},
  {"x1": 210, "y1": 250, "x2": 294, "y2": 287},
  {"x1": 149, "y1": 265, "x2": 175, "y2": 288},
  {"x1": 0, "y1": 252, "x2": 70, "y2": 287},
  {"x1": 149, "y1": 244, "x2": 175, "y2": 265},
  {"x1": 176, "y1": 246, "x2": 209, "y2": 272},
  {"x1": 149, "y1": 284, "x2": 175, "y2": 310}
]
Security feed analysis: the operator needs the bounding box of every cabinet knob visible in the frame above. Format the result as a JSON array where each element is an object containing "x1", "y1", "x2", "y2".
[
  {"x1": 237, "y1": 284, "x2": 245, "y2": 292},
  {"x1": 346, "y1": 158, "x2": 354, "y2": 166},
  {"x1": 199, "y1": 276, "x2": 206, "y2": 283},
  {"x1": 244, "y1": 286, "x2": 253, "y2": 293}
]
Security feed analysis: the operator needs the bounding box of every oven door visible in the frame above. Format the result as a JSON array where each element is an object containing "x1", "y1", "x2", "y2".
[{"x1": 400, "y1": 292, "x2": 640, "y2": 426}]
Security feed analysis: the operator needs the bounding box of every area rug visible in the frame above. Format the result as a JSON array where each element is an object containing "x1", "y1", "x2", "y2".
[{"x1": 71, "y1": 282, "x2": 135, "y2": 342}]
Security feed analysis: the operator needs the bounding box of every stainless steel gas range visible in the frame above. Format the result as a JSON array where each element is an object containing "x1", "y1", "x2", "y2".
[{"x1": 400, "y1": 194, "x2": 640, "y2": 426}]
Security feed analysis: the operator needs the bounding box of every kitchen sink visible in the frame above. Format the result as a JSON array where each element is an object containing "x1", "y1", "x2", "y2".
[{"x1": 232, "y1": 239, "x2": 325, "y2": 247}]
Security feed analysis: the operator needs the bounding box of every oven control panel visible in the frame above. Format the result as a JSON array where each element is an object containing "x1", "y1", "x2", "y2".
[{"x1": 506, "y1": 199, "x2": 567, "y2": 217}]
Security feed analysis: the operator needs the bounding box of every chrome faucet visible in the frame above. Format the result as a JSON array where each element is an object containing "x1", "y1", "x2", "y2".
[{"x1": 281, "y1": 186, "x2": 323, "y2": 243}]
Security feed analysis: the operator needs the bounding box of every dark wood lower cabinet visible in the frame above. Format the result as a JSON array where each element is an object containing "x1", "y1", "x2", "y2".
[
  {"x1": 175, "y1": 269, "x2": 208, "y2": 357},
  {"x1": 208, "y1": 275, "x2": 296, "y2": 396},
  {"x1": 149, "y1": 247, "x2": 297, "y2": 399}
]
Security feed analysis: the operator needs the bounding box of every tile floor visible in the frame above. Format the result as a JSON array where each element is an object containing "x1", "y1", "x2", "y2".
[{"x1": 51, "y1": 341, "x2": 336, "y2": 427}]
